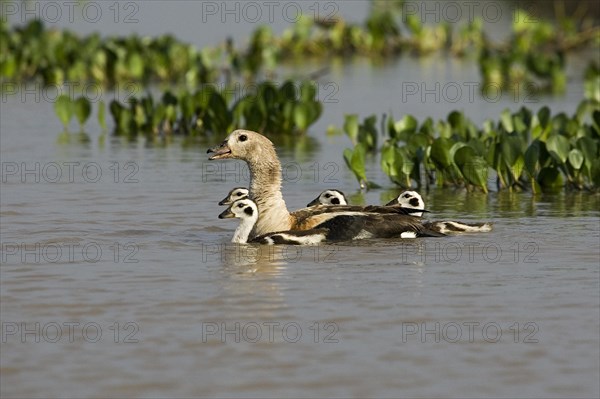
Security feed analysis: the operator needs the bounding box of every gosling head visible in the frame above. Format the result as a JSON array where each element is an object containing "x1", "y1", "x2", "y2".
[
  {"x1": 218, "y1": 187, "x2": 249, "y2": 206},
  {"x1": 307, "y1": 189, "x2": 348, "y2": 207},
  {"x1": 386, "y1": 190, "x2": 426, "y2": 217},
  {"x1": 218, "y1": 198, "x2": 258, "y2": 222},
  {"x1": 207, "y1": 129, "x2": 277, "y2": 165}
]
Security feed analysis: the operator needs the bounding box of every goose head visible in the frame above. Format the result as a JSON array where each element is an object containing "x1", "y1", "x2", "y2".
[
  {"x1": 218, "y1": 198, "x2": 259, "y2": 244},
  {"x1": 218, "y1": 187, "x2": 249, "y2": 206},
  {"x1": 385, "y1": 190, "x2": 426, "y2": 217},
  {"x1": 218, "y1": 198, "x2": 258, "y2": 221},
  {"x1": 207, "y1": 129, "x2": 277, "y2": 165},
  {"x1": 307, "y1": 189, "x2": 348, "y2": 206}
]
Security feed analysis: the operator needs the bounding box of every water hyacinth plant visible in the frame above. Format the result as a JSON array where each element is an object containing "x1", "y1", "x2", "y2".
[
  {"x1": 342, "y1": 99, "x2": 600, "y2": 193},
  {"x1": 54, "y1": 80, "x2": 323, "y2": 137},
  {"x1": 2, "y1": 4, "x2": 597, "y2": 93}
]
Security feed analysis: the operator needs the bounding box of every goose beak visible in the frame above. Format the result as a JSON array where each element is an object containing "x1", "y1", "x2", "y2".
[
  {"x1": 218, "y1": 207, "x2": 234, "y2": 219},
  {"x1": 306, "y1": 198, "x2": 320, "y2": 207},
  {"x1": 207, "y1": 141, "x2": 232, "y2": 160}
]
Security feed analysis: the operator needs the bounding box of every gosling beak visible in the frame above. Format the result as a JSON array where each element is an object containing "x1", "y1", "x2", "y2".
[
  {"x1": 218, "y1": 207, "x2": 234, "y2": 219},
  {"x1": 306, "y1": 198, "x2": 321, "y2": 207},
  {"x1": 407, "y1": 208, "x2": 430, "y2": 214},
  {"x1": 207, "y1": 141, "x2": 232, "y2": 160},
  {"x1": 218, "y1": 197, "x2": 232, "y2": 206}
]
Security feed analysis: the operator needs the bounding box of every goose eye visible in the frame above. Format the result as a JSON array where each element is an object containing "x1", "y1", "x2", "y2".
[
  {"x1": 403, "y1": 193, "x2": 411, "y2": 198},
  {"x1": 324, "y1": 194, "x2": 331, "y2": 198},
  {"x1": 239, "y1": 134, "x2": 247, "y2": 142},
  {"x1": 238, "y1": 203, "x2": 244, "y2": 208},
  {"x1": 236, "y1": 192, "x2": 243, "y2": 196}
]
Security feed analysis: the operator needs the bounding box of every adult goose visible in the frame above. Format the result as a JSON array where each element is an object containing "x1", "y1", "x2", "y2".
[
  {"x1": 208, "y1": 130, "x2": 441, "y2": 239},
  {"x1": 389, "y1": 190, "x2": 493, "y2": 234}
]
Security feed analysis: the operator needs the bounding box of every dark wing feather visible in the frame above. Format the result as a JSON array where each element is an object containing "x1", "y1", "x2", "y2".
[
  {"x1": 291, "y1": 204, "x2": 426, "y2": 226},
  {"x1": 312, "y1": 213, "x2": 445, "y2": 239}
]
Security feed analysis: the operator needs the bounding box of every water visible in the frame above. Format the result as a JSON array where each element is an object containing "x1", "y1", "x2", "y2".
[{"x1": 2, "y1": 1, "x2": 600, "y2": 397}]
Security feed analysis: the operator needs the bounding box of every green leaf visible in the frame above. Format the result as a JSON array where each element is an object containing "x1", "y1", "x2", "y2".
[
  {"x1": 567, "y1": 149, "x2": 584, "y2": 170},
  {"x1": 430, "y1": 137, "x2": 453, "y2": 168},
  {"x1": 344, "y1": 114, "x2": 359, "y2": 144},
  {"x1": 74, "y1": 97, "x2": 91, "y2": 127},
  {"x1": 593, "y1": 110, "x2": 600, "y2": 132},
  {"x1": 537, "y1": 106, "x2": 550, "y2": 129},
  {"x1": 545, "y1": 134, "x2": 570, "y2": 164},
  {"x1": 127, "y1": 53, "x2": 144, "y2": 78},
  {"x1": 394, "y1": 114, "x2": 418, "y2": 137},
  {"x1": 453, "y1": 145, "x2": 474, "y2": 169},
  {"x1": 500, "y1": 109, "x2": 514, "y2": 132},
  {"x1": 576, "y1": 136, "x2": 597, "y2": 171},
  {"x1": 98, "y1": 100, "x2": 107, "y2": 131},
  {"x1": 54, "y1": 95, "x2": 73, "y2": 128},
  {"x1": 501, "y1": 135, "x2": 522, "y2": 167},
  {"x1": 454, "y1": 146, "x2": 488, "y2": 192},
  {"x1": 293, "y1": 103, "x2": 310, "y2": 132},
  {"x1": 524, "y1": 140, "x2": 541, "y2": 177},
  {"x1": 380, "y1": 143, "x2": 397, "y2": 180},
  {"x1": 511, "y1": 155, "x2": 525, "y2": 181},
  {"x1": 344, "y1": 144, "x2": 367, "y2": 187},
  {"x1": 448, "y1": 111, "x2": 465, "y2": 136},
  {"x1": 299, "y1": 81, "x2": 317, "y2": 102}
]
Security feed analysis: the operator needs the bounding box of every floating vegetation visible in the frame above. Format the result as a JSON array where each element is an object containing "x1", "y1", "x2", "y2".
[
  {"x1": 2, "y1": 3, "x2": 598, "y2": 93},
  {"x1": 55, "y1": 80, "x2": 322, "y2": 137},
  {"x1": 0, "y1": 19, "x2": 218, "y2": 88},
  {"x1": 342, "y1": 98, "x2": 600, "y2": 193}
]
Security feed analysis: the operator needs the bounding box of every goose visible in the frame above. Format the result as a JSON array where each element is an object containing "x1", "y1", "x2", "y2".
[
  {"x1": 208, "y1": 130, "x2": 443, "y2": 240},
  {"x1": 307, "y1": 189, "x2": 348, "y2": 206},
  {"x1": 218, "y1": 187, "x2": 249, "y2": 205},
  {"x1": 219, "y1": 198, "x2": 329, "y2": 244},
  {"x1": 389, "y1": 190, "x2": 493, "y2": 234},
  {"x1": 219, "y1": 198, "x2": 437, "y2": 244},
  {"x1": 307, "y1": 189, "x2": 429, "y2": 217}
]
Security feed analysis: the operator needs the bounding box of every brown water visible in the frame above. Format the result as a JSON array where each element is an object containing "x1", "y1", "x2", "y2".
[
  {"x1": 2, "y1": 1, "x2": 600, "y2": 397},
  {"x1": 2, "y1": 98, "x2": 599, "y2": 397}
]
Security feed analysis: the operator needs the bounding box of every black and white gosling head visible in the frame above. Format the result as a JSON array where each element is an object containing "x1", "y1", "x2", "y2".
[
  {"x1": 385, "y1": 190, "x2": 426, "y2": 217},
  {"x1": 307, "y1": 189, "x2": 348, "y2": 207},
  {"x1": 218, "y1": 187, "x2": 249, "y2": 206},
  {"x1": 218, "y1": 198, "x2": 257, "y2": 243}
]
